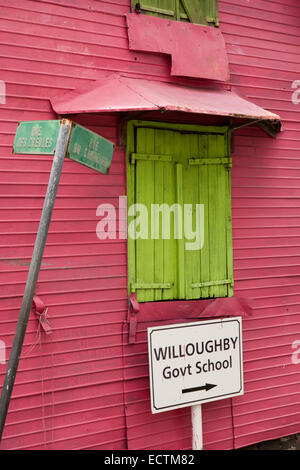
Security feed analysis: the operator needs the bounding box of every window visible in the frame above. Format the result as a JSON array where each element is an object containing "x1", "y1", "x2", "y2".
[
  {"x1": 127, "y1": 121, "x2": 233, "y2": 303},
  {"x1": 131, "y1": 0, "x2": 219, "y2": 27}
]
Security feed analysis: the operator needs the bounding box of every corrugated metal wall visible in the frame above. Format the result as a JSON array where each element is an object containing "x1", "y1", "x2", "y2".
[{"x1": 0, "y1": 0, "x2": 300, "y2": 450}]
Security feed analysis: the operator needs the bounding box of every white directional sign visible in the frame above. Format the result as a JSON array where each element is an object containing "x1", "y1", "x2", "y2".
[{"x1": 148, "y1": 317, "x2": 243, "y2": 413}]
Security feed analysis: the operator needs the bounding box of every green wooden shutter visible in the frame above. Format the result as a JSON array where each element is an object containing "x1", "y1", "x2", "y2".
[
  {"x1": 127, "y1": 122, "x2": 232, "y2": 303},
  {"x1": 130, "y1": 127, "x2": 180, "y2": 302},
  {"x1": 183, "y1": 133, "x2": 233, "y2": 299},
  {"x1": 131, "y1": 0, "x2": 219, "y2": 26}
]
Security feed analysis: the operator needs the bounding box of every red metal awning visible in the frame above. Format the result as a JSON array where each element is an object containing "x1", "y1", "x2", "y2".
[{"x1": 51, "y1": 74, "x2": 281, "y2": 136}]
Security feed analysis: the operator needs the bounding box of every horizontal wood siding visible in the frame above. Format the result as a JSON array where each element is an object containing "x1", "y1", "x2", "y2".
[
  {"x1": 0, "y1": 0, "x2": 130, "y2": 448},
  {"x1": 221, "y1": 0, "x2": 300, "y2": 449},
  {"x1": 0, "y1": 0, "x2": 299, "y2": 450}
]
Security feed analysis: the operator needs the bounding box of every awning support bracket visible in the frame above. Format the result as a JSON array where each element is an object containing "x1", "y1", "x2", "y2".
[{"x1": 230, "y1": 118, "x2": 281, "y2": 138}]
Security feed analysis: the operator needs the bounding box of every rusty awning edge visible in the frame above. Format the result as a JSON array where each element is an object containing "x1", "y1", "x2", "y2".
[{"x1": 50, "y1": 74, "x2": 281, "y2": 136}]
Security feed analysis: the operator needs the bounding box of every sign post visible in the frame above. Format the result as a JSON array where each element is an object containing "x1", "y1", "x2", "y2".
[
  {"x1": 147, "y1": 317, "x2": 243, "y2": 449},
  {"x1": 0, "y1": 119, "x2": 72, "y2": 440},
  {"x1": 191, "y1": 404, "x2": 203, "y2": 450},
  {"x1": 0, "y1": 119, "x2": 115, "y2": 440}
]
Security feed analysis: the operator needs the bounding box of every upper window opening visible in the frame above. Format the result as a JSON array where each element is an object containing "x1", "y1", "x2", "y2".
[
  {"x1": 131, "y1": 0, "x2": 219, "y2": 27},
  {"x1": 127, "y1": 121, "x2": 233, "y2": 304}
]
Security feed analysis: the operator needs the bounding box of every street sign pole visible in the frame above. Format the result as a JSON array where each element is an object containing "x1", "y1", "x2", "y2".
[
  {"x1": 0, "y1": 119, "x2": 72, "y2": 440},
  {"x1": 191, "y1": 405, "x2": 203, "y2": 450}
]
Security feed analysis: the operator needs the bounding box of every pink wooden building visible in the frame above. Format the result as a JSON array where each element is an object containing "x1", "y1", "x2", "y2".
[{"x1": 0, "y1": 0, "x2": 300, "y2": 450}]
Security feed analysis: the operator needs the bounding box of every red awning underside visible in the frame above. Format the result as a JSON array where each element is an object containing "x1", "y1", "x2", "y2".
[{"x1": 51, "y1": 74, "x2": 281, "y2": 133}]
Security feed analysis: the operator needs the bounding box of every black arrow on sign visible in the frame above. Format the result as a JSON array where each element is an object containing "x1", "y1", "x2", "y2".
[{"x1": 182, "y1": 383, "x2": 217, "y2": 394}]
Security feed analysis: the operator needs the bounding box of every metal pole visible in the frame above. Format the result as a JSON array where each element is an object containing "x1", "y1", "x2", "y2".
[
  {"x1": 0, "y1": 119, "x2": 72, "y2": 440},
  {"x1": 191, "y1": 405, "x2": 203, "y2": 450}
]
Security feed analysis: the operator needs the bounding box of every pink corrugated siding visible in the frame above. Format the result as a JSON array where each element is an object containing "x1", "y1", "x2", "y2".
[
  {"x1": 223, "y1": 0, "x2": 300, "y2": 448},
  {"x1": 0, "y1": 111, "x2": 128, "y2": 449},
  {"x1": 0, "y1": 0, "x2": 300, "y2": 450},
  {"x1": 0, "y1": 0, "x2": 130, "y2": 447}
]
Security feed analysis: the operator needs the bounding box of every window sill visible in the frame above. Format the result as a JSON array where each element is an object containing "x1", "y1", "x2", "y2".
[{"x1": 127, "y1": 295, "x2": 252, "y2": 343}]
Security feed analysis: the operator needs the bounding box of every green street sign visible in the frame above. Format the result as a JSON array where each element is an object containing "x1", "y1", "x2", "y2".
[
  {"x1": 13, "y1": 120, "x2": 115, "y2": 175},
  {"x1": 13, "y1": 120, "x2": 60, "y2": 155},
  {"x1": 67, "y1": 123, "x2": 115, "y2": 174}
]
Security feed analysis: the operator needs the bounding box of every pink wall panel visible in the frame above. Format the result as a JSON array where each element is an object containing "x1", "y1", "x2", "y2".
[
  {"x1": 0, "y1": 1, "x2": 129, "y2": 448},
  {"x1": 0, "y1": 0, "x2": 300, "y2": 450},
  {"x1": 221, "y1": 0, "x2": 300, "y2": 448}
]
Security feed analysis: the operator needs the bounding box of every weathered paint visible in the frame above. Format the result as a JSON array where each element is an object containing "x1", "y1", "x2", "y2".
[
  {"x1": 51, "y1": 74, "x2": 280, "y2": 125},
  {"x1": 0, "y1": 0, "x2": 299, "y2": 451},
  {"x1": 126, "y1": 13, "x2": 230, "y2": 80}
]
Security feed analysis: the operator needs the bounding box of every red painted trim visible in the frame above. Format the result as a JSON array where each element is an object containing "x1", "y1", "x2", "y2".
[{"x1": 130, "y1": 296, "x2": 253, "y2": 324}]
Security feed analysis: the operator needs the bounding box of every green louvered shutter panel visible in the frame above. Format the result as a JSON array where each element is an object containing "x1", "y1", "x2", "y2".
[
  {"x1": 130, "y1": 127, "x2": 180, "y2": 302},
  {"x1": 127, "y1": 124, "x2": 232, "y2": 303},
  {"x1": 183, "y1": 132, "x2": 233, "y2": 299},
  {"x1": 131, "y1": 0, "x2": 219, "y2": 26}
]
